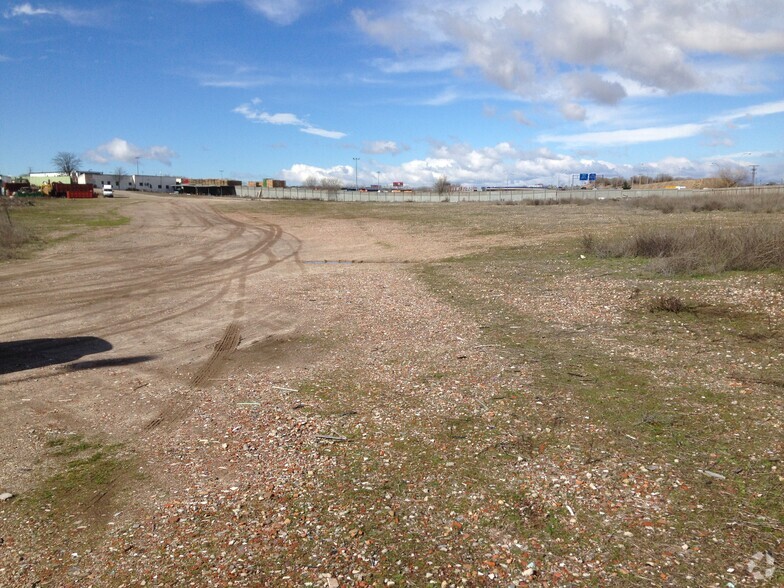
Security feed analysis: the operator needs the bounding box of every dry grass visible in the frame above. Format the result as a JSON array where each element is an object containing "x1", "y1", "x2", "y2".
[
  {"x1": 0, "y1": 218, "x2": 32, "y2": 259},
  {"x1": 648, "y1": 294, "x2": 689, "y2": 313},
  {"x1": 583, "y1": 224, "x2": 784, "y2": 274},
  {"x1": 626, "y1": 191, "x2": 784, "y2": 214}
]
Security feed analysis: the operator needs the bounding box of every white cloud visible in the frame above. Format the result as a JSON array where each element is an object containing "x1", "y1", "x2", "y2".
[
  {"x1": 562, "y1": 72, "x2": 626, "y2": 105},
  {"x1": 541, "y1": 99, "x2": 784, "y2": 148},
  {"x1": 198, "y1": 74, "x2": 274, "y2": 89},
  {"x1": 243, "y1": 0, "x2": 309, "y2": 25},
  {"x1": 6, "y1": 3, "x2": 53, "y2": 17},
  {"x1": 4, "y1": 2, "x2": 100, "y2": 25},
  {"x1": 86, "y1": 138, "x2": 178, "y2": 166},
  {"x1": 280, "y1": 163, "x2": 352, "y2": 185},
  {"x1": 717, "y1": 99, "x2": 784, "y2": 122},
  {"x1": 372, "y1": 53, "x2": 462, "y2": 74},
  {"x1": 543, "y1": 122, "x2": 705, "y2": 147},
  {"x1": 233, "y1": 99, "x2": 346, "y2": 139},
  {"x1": 184, "y1": 0, "x2": 312, "y2": 25},
  {"x1": 300, "y1": 126, "x2": 346, "y2": 139},
  {"x1": 422, "y1": 88, "x2": 460, "y2": 106},
  {"x1": 363, "y1": 141, "x2": 407, "y2": 155},
  {"x1": 354, "y1": 1, "x2": 784, "y2": 119},
  {"x1": 560, "y1": 102, "x2": 587, "y2": 121},
  {"x1": 279, "y1": 140, "x2": 783, "y2": 188}
]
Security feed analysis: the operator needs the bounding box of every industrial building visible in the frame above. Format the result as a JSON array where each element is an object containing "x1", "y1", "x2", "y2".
[
  {"x1": 79, "y1": 172, "x2": 177, "y2": 193},
  {"x1": 26, "y1": 171, "x2": 177, "y2": 193}
]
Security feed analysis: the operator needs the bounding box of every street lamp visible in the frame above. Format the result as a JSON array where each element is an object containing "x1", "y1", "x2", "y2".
[
  {"x1": 376, "y1": 170, "x2": 381, "y2": 189},
  {"x1": 353, "y1": 157, "x2": 359, "y2": 191},
  {"x1": 135, "y1": 157, "x2": 140, "y2": 190}
]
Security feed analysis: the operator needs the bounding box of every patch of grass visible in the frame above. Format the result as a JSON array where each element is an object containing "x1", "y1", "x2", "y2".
[
  {"x1": 583, "y1": 224, "x2": 784, "y2": 274},
  {"x1": 626, "y1": 191, "x2": 784, "y2": 214},
  {"x1": 45, "y1": 433, "x2": 99, "y2": 456},
  {"x1": 19, "y1": 435, "x2": 138, "y2": 524},
  {"x1": 1, "y1": 198, "x2": 130, "y2": 258},
  {"x1": 416, "y1": 242, "x2": 784, "y2": 578}
]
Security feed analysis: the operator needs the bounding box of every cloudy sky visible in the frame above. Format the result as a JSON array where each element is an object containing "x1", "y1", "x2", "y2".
[{"x1": 2, "y1": 0, "x2": 783, "y2": 186}]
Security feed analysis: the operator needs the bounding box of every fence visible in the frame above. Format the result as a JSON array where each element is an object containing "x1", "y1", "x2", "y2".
[{"x1": 232, "y1": 184, "x2": 784, "y2": 203}]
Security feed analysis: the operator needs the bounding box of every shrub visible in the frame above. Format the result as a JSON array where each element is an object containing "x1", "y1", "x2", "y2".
[
  {"x1": 627, "y1": 191, "x2": 784, "y2": 214},
  {"x1": 0, "y1": 220, "x2": 31, "y2": 259},
  {"x1": 649, "y1": 295, "x2": 688, "y2": 313},
  {"x1": 583, "y1": 224, "x2": 784, "y2": 275}
]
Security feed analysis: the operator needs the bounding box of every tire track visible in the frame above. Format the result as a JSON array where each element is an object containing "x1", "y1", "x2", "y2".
[
  {"x1": 190, "y1": 322, "x2": 242, "y2": 388},
  {"x1": 0, "y1": 197, "x2": 302, "y2": 342}
]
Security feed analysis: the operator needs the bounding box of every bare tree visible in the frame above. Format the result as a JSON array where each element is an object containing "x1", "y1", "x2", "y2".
[
  {"x1": 113, "y1": 166, "x2": 127, "y2": 187},
  {"x1": 434, "y1": 176, "x2": 451, "y2": 195},
  {"x1": 320, "y1": 177, "x2": 343, "y2": 191},
  {"x1": 304, "y1": 175, "x2": 320, "y2": 189},
  {"x1": 715, "y1": 166, "x2": 749, "y2": 188},
  {"x1": 52, "y1": 152, "x2": 82, "y2": 179}
]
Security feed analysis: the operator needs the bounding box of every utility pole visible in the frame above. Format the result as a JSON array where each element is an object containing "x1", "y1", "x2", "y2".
[
  {"x1": 353, "y1": 157, "x2": 359, "y2": 191},
  {"x1": 135, "y1": 157, "x2": 140, "y2": 190},
  {"x1": 749, "y1": 165, "x2": 758, "y2": 186}
]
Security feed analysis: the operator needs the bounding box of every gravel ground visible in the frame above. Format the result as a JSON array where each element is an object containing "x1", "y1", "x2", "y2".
[{"x1": 1, "y1": 195, "x2": 782, "y2": 587}]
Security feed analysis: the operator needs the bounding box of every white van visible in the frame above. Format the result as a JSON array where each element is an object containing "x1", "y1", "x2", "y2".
[{"x1": 102, "y1": 184, "x2": 113, "y2": 197}]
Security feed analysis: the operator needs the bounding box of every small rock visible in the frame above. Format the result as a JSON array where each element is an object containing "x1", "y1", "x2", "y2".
[{"x1": 0, "y1": 493, "x2": 14, "y2": 501}]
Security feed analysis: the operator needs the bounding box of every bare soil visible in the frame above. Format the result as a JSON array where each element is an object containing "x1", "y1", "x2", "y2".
[{"x1": 0, "y1": 193, "x2": 781, "y2": 587}]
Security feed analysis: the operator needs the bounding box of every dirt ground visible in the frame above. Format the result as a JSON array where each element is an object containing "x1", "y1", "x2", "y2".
[
  {"x1": 0, "y1": 194, "x2": 466, "y2": 486},
  {"x1": 0, "y1": 193, "x2": 781, "y2": 587}
]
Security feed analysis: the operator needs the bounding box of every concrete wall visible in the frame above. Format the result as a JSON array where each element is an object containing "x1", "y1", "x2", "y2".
[{"x1": 233, "y1": 184, "x2": 784, "y2": 203}]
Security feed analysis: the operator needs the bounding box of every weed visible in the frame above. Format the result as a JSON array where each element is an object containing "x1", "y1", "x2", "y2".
[
  {"x1": 649, "y1": 294, "x2": 689, "y2": 313},
  {"x1": 585, "y1": 224, "x2": 784, "y2": 274},
  {"x1": 627, "y1": 191, "x2": 784, "y2": 214},
  {"x1": 0, "y1": 214, "x2": 33, "y2": 259},
  {"x1": 46, "y1": 434, "x2": 98, "y2": 456}
]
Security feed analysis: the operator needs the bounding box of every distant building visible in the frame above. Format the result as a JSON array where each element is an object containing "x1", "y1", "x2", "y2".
[{"x1": 78, "y1": 172, "x2": 177, "y2": 193}]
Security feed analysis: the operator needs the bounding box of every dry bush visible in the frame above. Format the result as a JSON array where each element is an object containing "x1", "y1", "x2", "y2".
[
  {"x1": 0, "y1": 221, "x2": 31, "y2": 259},
  {"x1": 649, "y1": 295, "x2": 689, "y2": 313},
  {"x1": 627, "y1": 191, "x2": 784, "y2": 214},
  {"x1": 584, "y1": 224, "x2": 784, "y2": 275}
]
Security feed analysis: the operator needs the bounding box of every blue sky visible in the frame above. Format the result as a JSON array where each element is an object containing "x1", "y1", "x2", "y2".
[{"x1": 2, "y1": 0, "x2": 783, "y2": 187}]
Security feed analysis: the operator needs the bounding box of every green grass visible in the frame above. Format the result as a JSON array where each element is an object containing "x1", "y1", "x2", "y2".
[
  {"x1": 20, "y1": 434, "x2": 138, "y2": 524},
  {"x1": 412, "y1": 243, "x2": 784, "y2": 580},
  {"x1": 0, "y1": 198, "x2": 130, "y2": 259}
]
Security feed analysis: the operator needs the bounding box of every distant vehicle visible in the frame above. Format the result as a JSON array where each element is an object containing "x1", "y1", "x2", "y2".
[{"x1": 102, "y1": 185, "x2": 113, "y2": 197}]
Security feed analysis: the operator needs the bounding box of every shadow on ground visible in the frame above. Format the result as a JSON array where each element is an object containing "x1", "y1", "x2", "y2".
[{"x1": 0, "y1": 337, "x2": 155, "y2": 375}]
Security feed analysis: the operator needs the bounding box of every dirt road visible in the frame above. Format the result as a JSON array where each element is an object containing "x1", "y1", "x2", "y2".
[
  {"x1": 0, "y1": 191, "x2": 464, "y2": 495},
  {"x1": 0, "y1": 195, "x2": 311, "y2": 487}
]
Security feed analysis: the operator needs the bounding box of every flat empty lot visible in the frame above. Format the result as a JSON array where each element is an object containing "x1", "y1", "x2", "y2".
[{"x1": 0, "y1": 193, "x2": 782, "y2": 586}]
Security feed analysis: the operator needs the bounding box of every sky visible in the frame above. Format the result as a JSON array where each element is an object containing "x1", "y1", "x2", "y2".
[{"x1": 1, "y1": 0, "x2": 783, "y2": 187}]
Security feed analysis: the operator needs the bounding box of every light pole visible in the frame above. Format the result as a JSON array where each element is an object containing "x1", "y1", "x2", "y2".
[
  {"x1": 376, "y1": 170, "x2": 380, "y2": 189},
  {"x1": 135, "y1": 157, "x2": 140, "y2": 190},
  {"x1": 353, "y1": 157, "x2": 359, "y2": 191}
]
